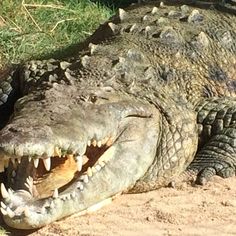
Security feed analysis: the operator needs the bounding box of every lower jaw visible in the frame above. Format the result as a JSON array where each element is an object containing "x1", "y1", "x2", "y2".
[
  {"x1": 2, "y1": 188, "x2": 116, "y2": 230},
  {"x1": 1, "y1": 146, "x2": 117, "y2": 229}
]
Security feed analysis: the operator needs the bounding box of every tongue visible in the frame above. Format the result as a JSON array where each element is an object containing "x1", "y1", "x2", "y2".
[{"x1": 35, "y1": 155, "x2": 77, "y2": 198}]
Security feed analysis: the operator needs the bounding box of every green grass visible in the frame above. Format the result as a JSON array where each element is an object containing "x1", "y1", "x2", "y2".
[
  {"x1": 0, "y1": 0, "x2": 113, "y2": 67},
  {"x1": 0, "y1": 226, "x2": 8, "y2": 236}
]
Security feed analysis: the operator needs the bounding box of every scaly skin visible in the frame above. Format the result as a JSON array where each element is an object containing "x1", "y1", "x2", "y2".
[{"x1": 0, "y1": 0, "x2": 236, "y2": 229}]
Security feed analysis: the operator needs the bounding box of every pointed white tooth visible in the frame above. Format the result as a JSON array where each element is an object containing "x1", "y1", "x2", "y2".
[
  {"x1": 1, "y1": 207, "x2": 7, "y2": 216},
  {"x1": 97, "y1": 141, "x2": 102, "y2": 148},
  {"x1": 33, "y1": 158, "x2": 39, "y2": 168},
  {"x1": 53, "y1": 189, "x2": 59, "y2": 198},
  {"x1": 87, "y1": 167, "x2": 92, "y2": 177},
  {"x1": 1, "y1": 183, "x2": 9, "y2": 199},
  {"x1": 27, "y1": 176, "x2": 33, "y2": 184},
  {"x1": 77, "y1": 182, "x2": 84, "y2": 190},
  {"x1": 119, "y1": 8, "x2": 127, "y2": 21},
  {"x1": 98, "y1": 160, "x2": 106, "y2": 167},
  {"x1": 87, "y1": 140, "x2": 91, "y2": 146},
  {"x1": 24, "y1": 207, "x2": 30, "y2": 217},
  {"x1": 82, "y1": 175, "x2": 89, "y2": 183},
  {"x1": 24, "y1": 183, "x2": 30, "y2": 190},
  {"x1": 1, "y1": 202, "x2": 7, "y2": 209},
  {"x1": 17, "y1": 158, "x2": 21, "y2": 164},
  {"x1": 28, "y1": 156, "x2": 32, "y2": 162},
  {"x1": 95, "y1": 165, "x2": 102, "y2": 172},
  {"x1": 8, "y1": 188, "x2": 14, "y2": 197},
  {"x1": 76, "y1": 156, "x2": 83, "y2": 172},
  {"x1": 92, "y1": 139, "x2": 97, "y2": 147},
  {"x1": 50, "y1": 201, "x2": 55, "y2": 208},
  {"x1": 54, "y1": 147, "x2": 61, "y2": 157},
  {"x1": 43, "y1": 157, "x2": 51, "y2": 171},
  {"x1": 108, "y1": 22, "x2": 119, "y2": 34},
  {"x1": 6, "y1": 207, "x2": 15, "y2": 218},
  {"x1": 71, "y1": 191, "x2": 76, "y2": 198},
  {"x1": 83, "y1": 155, "x2": 89, "y2": 165}
]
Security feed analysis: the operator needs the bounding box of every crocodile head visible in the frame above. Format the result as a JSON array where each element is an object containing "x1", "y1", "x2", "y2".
[{"x1": 0, "y1": 71, "x2": 161, "y2": 229}]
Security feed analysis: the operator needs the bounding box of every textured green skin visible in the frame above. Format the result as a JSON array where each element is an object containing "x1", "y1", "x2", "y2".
[{"x1": 0, "y1": 0, "x2": 236, "y2": 229}]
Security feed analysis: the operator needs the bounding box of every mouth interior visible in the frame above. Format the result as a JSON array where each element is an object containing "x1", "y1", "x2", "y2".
[{"x1": 7, "y1": 142, "x2": 111, "y2": 200}]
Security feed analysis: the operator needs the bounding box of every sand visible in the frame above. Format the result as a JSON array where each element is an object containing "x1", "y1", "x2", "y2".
[{"x1": 4, "y1": 176, "x2": 236, "y2": 236}]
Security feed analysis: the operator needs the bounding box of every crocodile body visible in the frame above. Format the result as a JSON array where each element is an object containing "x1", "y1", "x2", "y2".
[{"x1": 0, "y1": 0, "x2": 236, "y2": 229}]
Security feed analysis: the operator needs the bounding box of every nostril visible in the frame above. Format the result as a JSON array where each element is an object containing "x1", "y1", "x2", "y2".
[{"x1": 8, "y1": 127, "x2": 18, "y2": 133}]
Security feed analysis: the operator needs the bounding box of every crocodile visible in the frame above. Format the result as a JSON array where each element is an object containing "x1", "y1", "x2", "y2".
[{"x1": 0, "y1": 0, "x2": 236, "y2": 230}]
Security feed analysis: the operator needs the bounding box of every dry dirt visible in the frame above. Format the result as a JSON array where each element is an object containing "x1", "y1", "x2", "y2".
[{"x1": 3, "y1": 176, "x2": 236, "y2": 236}]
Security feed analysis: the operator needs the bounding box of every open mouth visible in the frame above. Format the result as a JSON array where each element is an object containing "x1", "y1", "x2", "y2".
[{"x1": 0, "y1": 135, "x2": 115, "y2": 217}]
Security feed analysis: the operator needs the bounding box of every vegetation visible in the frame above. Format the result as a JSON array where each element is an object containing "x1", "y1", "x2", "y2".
[{"x1": 0, "y1": 0, "x2": 114, "y2": 67}]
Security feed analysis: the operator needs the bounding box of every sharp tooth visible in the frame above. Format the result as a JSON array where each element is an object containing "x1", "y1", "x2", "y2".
[
  {"x1": 83, "y1": 155, "x2": 89, "y2": 165},
  {"x1": 75, "y1": 156, "x2": 83, "y2": 171},
  {"x1": 17, "y1": 158, "x2": 21, "y2": 164},
  {"x1": 87, "y1": 167, "x2": 92, "y2": 177},
  {"x1": 24, "y1": 183, "x2": 30, "y2": 190},
  {"x1": 1, "y1": 202, "x2": 7, "y2": 209},
  {"x1": 97, "y1": 141, "x2": 102, "y2": 148},
  {"x1": 54, "y1": 147, "x2": 61, "y2": 157},
  {"x1": 87, "y1": 140, "x2": 91, "y2": 146},
  {"x1": 43, "y1": 157, "x2": 51, "y2": 171},
  {"x1": 24, "y1": 207, "x2": 30, "y2": 217},
  {"x1": 99, "y1": 160, "x2": 106, "y2": 167},
  {"x1": 53, "y1": 189, "x2": 59, "y2": 198},
  {"x1": 102, "y1": 137, "x2": 109, "y2": 145},
  {"x1": 1, "y1": 207, "x2": 7, "y2": 216},
  {"x1": 33, "y1": 158, "x2": 39, "y2": 168},
  {"x1": 50, "y1": 201, "x2": 55, "y2": 208},
  {"x1": 92, "y1": 140, "x2": 97, "y2": 147},
  {"x1": 27, "y1": 176, "x2": 33, "y2": 184},
  {"x1": 81, "y1": 175, "x2": 89, "y2": 183},
  {"x1": 108, "y1": 22, "x2": 119, "y2": 34},
  {"x1": 8, "y1": 188, "x2": 14, "y2": 197},
  {"x1": 106, "y1": 137, "x2": 114, "y2": 146},
  {"x1": 77, "y1": 183, "x2": 84, "y2": 190},
  {"x1": 6, "y1": 207, "x2": 15, "y2": 218},
  {"x1": 71, "y1": 191, "x2": 76, "y2": 198},
  {"x1": 95, "y1": 165, "x2": 102, "y2": 171},
  {"x1": 1, "y1": 183, "x2": 9, "y2": 199},
  {"x1": 28, "y1": 157, "x2": 32, "y2": 162}
]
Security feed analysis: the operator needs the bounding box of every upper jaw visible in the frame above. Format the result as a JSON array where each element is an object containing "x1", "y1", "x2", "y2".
[{"x1": 0, "y1": 93, "x2": 159, "y2": 229}]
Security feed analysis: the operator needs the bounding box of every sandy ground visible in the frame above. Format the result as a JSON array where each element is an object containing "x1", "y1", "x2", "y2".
[{"x1": 2, "y1": 176, "x2": 236, "y2": 236}]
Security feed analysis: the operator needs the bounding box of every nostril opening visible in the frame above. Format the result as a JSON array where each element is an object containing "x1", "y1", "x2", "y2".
[{"x1": 8, "y1": 127, "x2": 18, "y2": 133}]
